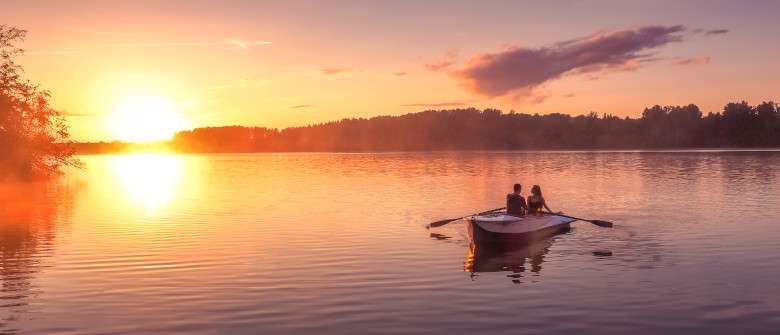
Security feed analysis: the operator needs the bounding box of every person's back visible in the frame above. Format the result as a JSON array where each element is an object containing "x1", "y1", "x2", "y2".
[
  {"x1": 527, "y1": 195, "x2": 543, "y2": 213},
  {"x1": 527, "y1": 185, "x2": 552, "y2": 214},
  {"x1": 506, "y1": 183, "x2": 527, "y2": 216}
]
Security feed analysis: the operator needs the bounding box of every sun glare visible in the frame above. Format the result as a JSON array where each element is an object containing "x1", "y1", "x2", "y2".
[
  {"x1": 108, "y1": 95, "x2": 188, "y2": 142},
  {"x1": 110, "y1": 154, "x2": 183, "y2": 212}
]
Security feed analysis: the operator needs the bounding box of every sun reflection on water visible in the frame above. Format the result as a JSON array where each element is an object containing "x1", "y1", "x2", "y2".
[{"x1": 109, "y1": 154, "x2": 183, "y2": 213}]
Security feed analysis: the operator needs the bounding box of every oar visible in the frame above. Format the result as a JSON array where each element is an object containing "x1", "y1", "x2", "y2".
[
  {"x1": 428, "y1": 207, "x2": 505, "y2": 229},
  {"x1": 541, "y1": 211, "x2": 613, "y2": 228}
]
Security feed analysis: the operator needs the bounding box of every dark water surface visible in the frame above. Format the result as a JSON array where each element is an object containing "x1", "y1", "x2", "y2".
[{"x1": 1, "y1": 151, "x2": 780, "y2": 334}]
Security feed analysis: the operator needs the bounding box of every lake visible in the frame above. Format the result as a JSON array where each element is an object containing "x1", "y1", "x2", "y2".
[{"x1": 1, "y1": 151, "x2": 780, "y2": 334}]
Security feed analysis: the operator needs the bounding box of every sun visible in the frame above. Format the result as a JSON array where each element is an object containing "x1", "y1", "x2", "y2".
[{"x1": 108, "y1": 95, "x2": 188, "y2": 142}]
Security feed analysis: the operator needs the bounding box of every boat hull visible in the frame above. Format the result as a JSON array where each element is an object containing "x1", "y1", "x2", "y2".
[{"x1": 465, "y1": 213, "x2": 574, "y2": 243}]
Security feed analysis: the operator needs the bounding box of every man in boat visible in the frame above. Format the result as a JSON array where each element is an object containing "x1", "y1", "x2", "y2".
[{"x1": 506, "y1": 183, "x2": 528, "y2": 217}]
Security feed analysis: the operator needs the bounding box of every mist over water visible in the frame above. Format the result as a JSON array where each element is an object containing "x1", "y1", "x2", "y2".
[{"x1": 1, "y1": 151, "x2": 779, "y2": 334}]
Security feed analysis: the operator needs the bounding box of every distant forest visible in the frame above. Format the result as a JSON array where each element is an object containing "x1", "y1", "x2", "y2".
[{"x1": 78, "y1": 100, "x2": 780, "y2": 153}]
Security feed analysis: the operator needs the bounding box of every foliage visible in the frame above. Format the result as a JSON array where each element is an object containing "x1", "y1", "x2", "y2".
[
  {"x1": 0, "y1": 25, "x2": 79, "y2": 179},
  {"x1": 171, "y1": 101, "x2": 780, "y2": 152}
]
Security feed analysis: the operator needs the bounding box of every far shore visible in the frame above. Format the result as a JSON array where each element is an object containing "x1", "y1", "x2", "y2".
[{"x1": 72, "y1": 141, "x2": 780, "y2": 155}]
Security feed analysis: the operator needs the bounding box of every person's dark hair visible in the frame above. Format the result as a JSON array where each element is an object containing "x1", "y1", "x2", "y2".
[
  {"x1": 513, "y1": 183, "x2": 522, "y2": 192},
  {"x1": 531, "y1": 185, "x2": 542, "y2": 196}
]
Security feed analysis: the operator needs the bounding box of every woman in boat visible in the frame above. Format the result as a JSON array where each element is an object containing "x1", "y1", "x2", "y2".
[
  {"x1": 527, "y1": 185, "x2": 552, "y2": 214},
  {"x1": 506, "y1": 183, "x2": 527, "y2": 216}
]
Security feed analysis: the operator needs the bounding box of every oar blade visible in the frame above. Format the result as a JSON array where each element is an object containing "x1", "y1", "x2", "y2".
[
  {"x1": 589, "y1": 219, "x2": 613, "y2": 228},
  {"x1": 429, "y1": 207, "x2": 503, "y2": 229},
  {"x1": 428, "y1": 218, "x2": 457, "y2": 228}
]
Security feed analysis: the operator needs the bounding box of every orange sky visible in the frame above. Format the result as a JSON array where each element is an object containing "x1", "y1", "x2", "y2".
[{"x1": 3, "y1": 1, "x2": 779, "y2": 141}]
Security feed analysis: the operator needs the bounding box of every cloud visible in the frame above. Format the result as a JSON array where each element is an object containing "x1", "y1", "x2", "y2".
[
  {"x1": 452, "y1": 25, "x2": 685, "y2": 97},
  {"x1": 393, "y1": 72, "x2": 408, "y2": 76},
  {"x1": 319, "y1": 68, "x2": 349, "y2": 75},
  {"x1": 311, "y1": 68, "x2": 367, "y2": 76},
  {"x1": 108, "y1": 40, "x2": 271, "y2": 49},
  {"x1": 705, "y1": 29, "x2": 729, "y2": 35},
  {"x1": 510, "y1": 87, "x2": 551, "y2": 105},
  {"x1": 22, "y1": 50, "x2": 83, "y2": 55},
  {"x1": 206, "y1": 79, "x2": 262, "y2": 90},
  {"x1": 290, "y1": 104, "x2": 313, "y2": 109},
  {"x1": 693, "y1": 28, "x2": 729, "y2": 36},
  {"x1": 226, "y1": 40, "x2": 272, "y2": 49},
  {"x1": 23, "y1": 39, "x2": 270, "y2": 56},
  {"x1": 401, "y1": 101, "x2": 470, "y2": 107},
  {"x1": 425, "y1": 60, "x2": 455, "y2": 71},
  {"x1": 673, "y1": 56, "x2": 710, "y2": 66},
  {"x1": 563, "y1": 92, "x2": 576, "y2": 98},
  {"x1": 528, "y1": 92, "x2": 549, "y2": 105},
  {"x1": 425, "y1": 49, "x2": 459, "y2": 71}
]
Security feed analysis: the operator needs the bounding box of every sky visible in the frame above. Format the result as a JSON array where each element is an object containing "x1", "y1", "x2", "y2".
[{"x1": 2, "y1": 0, "x2": 779, "y2": 141}]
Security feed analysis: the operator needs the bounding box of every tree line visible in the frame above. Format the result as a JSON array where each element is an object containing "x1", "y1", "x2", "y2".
[{"x1": 170, "y1": 102, "x2": 779, "y2": 152}]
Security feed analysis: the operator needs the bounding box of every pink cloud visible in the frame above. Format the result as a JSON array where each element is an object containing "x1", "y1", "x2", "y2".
[
  {"x1": 319, "y1": 68, "x2": 348, "y2": 75},
  {"x1": 693, "y1": 28, "x2": 729, "y2": 35},
  {"x1": 424, "y1": 49, "x2": 459, "y2": 71},
  {"x1": 673, "y1": 56, "x2": 710, "y2": 66},
  {"x1": 452, "y1": 25, "x2": 685, "y2": 97}
]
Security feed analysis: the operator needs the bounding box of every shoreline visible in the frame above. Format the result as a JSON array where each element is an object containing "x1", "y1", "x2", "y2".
[{"x1": 72, "y1": 147, "x2": 780, "y2": 155}]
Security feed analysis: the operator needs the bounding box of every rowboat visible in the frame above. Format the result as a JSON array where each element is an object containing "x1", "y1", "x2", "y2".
[{"x1": 465, "y1": 213, "x2": 575, "y2": 243}]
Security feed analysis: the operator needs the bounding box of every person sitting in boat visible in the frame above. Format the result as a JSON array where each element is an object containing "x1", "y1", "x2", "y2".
[
  {"x1": 527, "y1": 185, "x2": 553, "y2": 214},
  {"x1": 506, "y1": 183, "x2": 527, "y2": 216}
]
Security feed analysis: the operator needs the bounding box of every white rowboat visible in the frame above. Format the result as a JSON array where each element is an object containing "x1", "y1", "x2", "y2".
[{"x1": 465, "y1": 213, "x2": 575, "y2": 243}]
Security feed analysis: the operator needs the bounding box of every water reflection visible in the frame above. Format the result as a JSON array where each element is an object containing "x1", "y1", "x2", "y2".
[
  {"x1": 0, "y1": 182, "x2": 75, "y2": 334},
  {"x1": 429, "y1": 224, "x2": 572, "y2": 284},
  {"x1": 463, "y1": 230, "x2": 568, "y2": 283},
  {"x1": 109, "y1": 154, "x2": 183, "y2": 213}
]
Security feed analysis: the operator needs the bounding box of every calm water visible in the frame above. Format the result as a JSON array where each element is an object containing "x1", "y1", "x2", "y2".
[{"x1": 1, "y1": 151, "x2": 780, "y2": 334}]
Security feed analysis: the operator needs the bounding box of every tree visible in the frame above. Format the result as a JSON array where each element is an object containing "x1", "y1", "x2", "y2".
[
  {"x1": 755, "y1": 101, "x2": 779, "y2": 146},
  {"x1": 722, "y1": 101, "x2": 759, "y2": 146},
  {"x1": 640, "y1": 105, "x2": 670, "y2": 147},
  {"x1": 0, "y1": 26, "x2": 78, "y2": 179},
  {"x1": 668, "y1": 104, "x2": 701, "y2": 147}
]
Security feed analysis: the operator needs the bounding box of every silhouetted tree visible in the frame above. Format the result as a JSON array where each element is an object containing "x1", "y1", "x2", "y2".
[
  {"x1": 0, "y1": 26, "x2": 78, "y2": 178},
  {"x1": 722, "y1": 101, "x2": 757, "y2": 146},
  {"x1": 755, "y1": 101, "x2": 779, "y2": 146}
]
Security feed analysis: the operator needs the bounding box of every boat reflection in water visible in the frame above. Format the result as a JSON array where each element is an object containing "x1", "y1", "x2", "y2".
[{"x1": 463, "y1": 224, "x2": 571, "y2": 282}]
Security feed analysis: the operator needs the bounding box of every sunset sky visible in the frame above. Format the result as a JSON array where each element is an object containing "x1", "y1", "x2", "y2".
[{"x1": 3, "y1": 0, "x2": 779, "y2": 141}]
